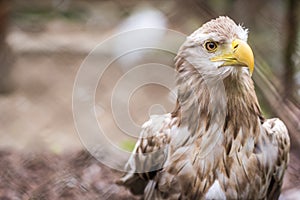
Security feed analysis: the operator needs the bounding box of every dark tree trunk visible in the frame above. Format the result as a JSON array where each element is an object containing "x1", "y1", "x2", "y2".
[
  {"x1": 0, "y1": 0, "x2": 14, "y2": 93},
  {"x1": 283, "y1": 0, "x2": 298, "y2": 100}
]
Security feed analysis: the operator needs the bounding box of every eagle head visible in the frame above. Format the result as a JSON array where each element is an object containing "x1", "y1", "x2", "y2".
[{"x1": 178, "y1": 16, "x2": 254, "y2": 78}]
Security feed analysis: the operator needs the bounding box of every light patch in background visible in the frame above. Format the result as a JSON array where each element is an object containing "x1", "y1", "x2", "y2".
[{"x1": 73, "y1": 28, "x2": 186, "y2": 172}]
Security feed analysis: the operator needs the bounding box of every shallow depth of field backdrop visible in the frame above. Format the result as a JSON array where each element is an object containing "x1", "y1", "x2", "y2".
[{"x1": 0, "y1": 0, "x2": 299, "y2": 199}]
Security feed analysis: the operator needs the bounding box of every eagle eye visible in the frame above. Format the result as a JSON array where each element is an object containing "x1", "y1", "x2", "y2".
[{"x1": 204, "y1": 41, "x2": 218, "y2": 52}]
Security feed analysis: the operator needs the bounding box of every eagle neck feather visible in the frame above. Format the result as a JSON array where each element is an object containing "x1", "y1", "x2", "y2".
[{"x1": 173, "y1": 57, "x2": 262, "y2": 142}]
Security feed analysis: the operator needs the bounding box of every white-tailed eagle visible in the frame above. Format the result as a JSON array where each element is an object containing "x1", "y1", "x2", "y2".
[{"x1": 117, "y1": 16, "x2": 290, "y2": 200}]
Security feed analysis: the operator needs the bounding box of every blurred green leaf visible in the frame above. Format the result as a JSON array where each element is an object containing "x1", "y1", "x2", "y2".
[{"x1": 119, "y1": 140, "x2": 136, "y2": 152}]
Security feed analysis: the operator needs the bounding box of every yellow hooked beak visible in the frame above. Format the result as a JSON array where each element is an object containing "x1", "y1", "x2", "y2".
[{"x1": 210, "y1": 39, "x2": 254, "y2": 75}]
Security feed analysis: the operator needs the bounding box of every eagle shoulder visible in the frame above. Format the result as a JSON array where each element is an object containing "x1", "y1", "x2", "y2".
[
  {"x1": 262, "y1": 118, "x2": 290, "y2": 199},
  {"x1": 117, "y1": 113, "x2": 178, "y2": 196}
]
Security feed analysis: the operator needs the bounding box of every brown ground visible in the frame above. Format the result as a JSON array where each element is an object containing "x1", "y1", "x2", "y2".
[{"x1": 0, "y1": 149, "x2": 137, "y2": 200}]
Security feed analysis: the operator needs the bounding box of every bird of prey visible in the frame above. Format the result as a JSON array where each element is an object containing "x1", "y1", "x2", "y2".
[{"x1": 117, "y1": 16, "x2": 290, "y2": 199}]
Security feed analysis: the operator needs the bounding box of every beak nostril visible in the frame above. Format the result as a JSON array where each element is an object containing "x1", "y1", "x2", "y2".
[{"x1": 234, "y1": 44, "x2": 239, "y2": 49}]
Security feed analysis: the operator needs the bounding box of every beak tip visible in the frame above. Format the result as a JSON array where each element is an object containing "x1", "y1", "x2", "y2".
[{"x1": 232, "y1": 39, "x2": 254, "y2": 75}]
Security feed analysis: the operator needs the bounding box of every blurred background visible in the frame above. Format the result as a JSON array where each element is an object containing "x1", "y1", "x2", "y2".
[{"x1": 0, "y1": 0, "x2": 299, "y2": 199}]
